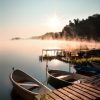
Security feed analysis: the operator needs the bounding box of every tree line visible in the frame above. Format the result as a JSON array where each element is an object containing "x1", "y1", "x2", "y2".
[
  {"x1": 41, "y1": 14, "x2": 100, "y2": 41},
  {"x1": 61, "y1": 14, "x2": 100, "y2": 41}
]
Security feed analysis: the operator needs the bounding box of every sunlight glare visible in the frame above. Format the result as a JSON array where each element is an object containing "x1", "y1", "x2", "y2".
[{"x1": 48, "y1": 15, "x2": 61, "y2": 29}]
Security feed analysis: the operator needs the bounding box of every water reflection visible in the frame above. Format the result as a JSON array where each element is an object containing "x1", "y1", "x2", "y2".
[
  {"x1": 11, "y1": 88, "x2": 37, "y2": 100},
  {"x1": 0, "y1": 40, "x2": 78, "y2": 100},
  {"x1": 40, "y1": 53, "x2": 75, "y2": 89},
  {"x1": 11, "y1": 88, "x2": 24, "y2": 100}
]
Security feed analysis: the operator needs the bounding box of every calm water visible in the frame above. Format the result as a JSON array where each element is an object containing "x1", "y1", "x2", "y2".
[{"x1": 0, "y1": 40, "x2": 76, "y2": 100}]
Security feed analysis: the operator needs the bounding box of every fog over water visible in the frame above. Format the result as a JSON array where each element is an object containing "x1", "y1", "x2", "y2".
[{"x1": 0, "y1": 39, "x2": 100, "y2": 100}]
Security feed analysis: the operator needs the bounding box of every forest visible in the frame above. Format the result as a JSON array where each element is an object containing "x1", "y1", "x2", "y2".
[{"x1": 41, "y1": 14, "x2": 100, "y2": 41}]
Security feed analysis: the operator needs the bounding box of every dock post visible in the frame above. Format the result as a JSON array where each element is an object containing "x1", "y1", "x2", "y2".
[
  {"x1": 69, "y1": 63, "x2": 71, "y2": 72},
  {"x1": 46, "y1": 60, "x2": 48, "y2": 84}
]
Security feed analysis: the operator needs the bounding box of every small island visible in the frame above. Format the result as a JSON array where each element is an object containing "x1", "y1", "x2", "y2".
[{"x1": 11, "y1": 37, "x2": 22, "y2": 40}]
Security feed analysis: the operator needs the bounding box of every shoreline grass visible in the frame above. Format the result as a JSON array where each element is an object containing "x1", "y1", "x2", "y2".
[{"x1": 72, "y1": 57, "x2": 100, "y2": 64}]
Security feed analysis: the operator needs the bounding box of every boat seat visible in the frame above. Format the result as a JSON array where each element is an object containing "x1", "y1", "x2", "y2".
[
  {"x1": 56, "y1": 75, "x2": 70, "y2": 79},
  {"x1": 18, "y1": 83, "x2": 40, "y2": 87}
]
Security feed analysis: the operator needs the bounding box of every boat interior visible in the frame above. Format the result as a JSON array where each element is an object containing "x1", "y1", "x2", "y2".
[
  {"x1": 48, "y1": 70, "x2": 90, "y2": 83},
  {"x1": 12, "y1": 70, "x2": 41, "y2": 91}
]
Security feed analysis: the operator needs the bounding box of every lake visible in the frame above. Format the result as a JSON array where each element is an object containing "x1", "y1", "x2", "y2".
[{"x1": 0, "y1": 40, "x2": 77, "y2": 100}]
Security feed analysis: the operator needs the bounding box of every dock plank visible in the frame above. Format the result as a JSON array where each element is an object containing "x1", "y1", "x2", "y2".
[
  {"x1": 95, "y1": 81, "x2": 100, "y2": 86},
  {"x1": 86, "y1": 74, "x2": 100, "y2": 83},
  {"x1": 46, "y1": 82, "x2": 100, "y2": 100},
  {"x1": 57, "y1": 89, "x2": 74, "y2": 100},
  {"x1": 76, "y1": 83, "x2": 100, "y2": 95},
  {"x1": 63, "y1": 87, "x2": 83, "y2": 100},
  {"x1": 89, "y1": 78, "x2": 100, "y2": 84},
  {"x1": 72, "y1": 84, "x2": 100, "y2": 98},
  {"x1": 83, "y1": 83, "x2": 100, "y2": 91},
  {"x1": 67, "y1": 85, "x2": 96, "y2": 99},
  {"x1": 53, "y1": 90, "x2": 71, "y2": 100}
]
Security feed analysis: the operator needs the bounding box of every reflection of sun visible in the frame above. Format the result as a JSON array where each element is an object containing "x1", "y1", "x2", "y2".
[{"x1": 48, "y1": 15, "x2": 61, "y2": 29}]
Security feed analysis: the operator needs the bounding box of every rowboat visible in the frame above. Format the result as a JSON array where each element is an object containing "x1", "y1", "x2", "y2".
[
  {"x1": 10, "y1": 69, "x2": 51, "y2": 100},
  {"x1": 47, "y1": 69, "x2": 89, "y2": 88}
]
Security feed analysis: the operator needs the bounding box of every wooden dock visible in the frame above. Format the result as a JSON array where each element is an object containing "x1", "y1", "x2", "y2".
[
  {"x1": 38, "y1": 49, "x2": 100, "y2": 99},
  {"x1": 85, "y1": 74, "x2": 100, "y2": 87},
  {"x1": 46, "y1": 83, "x2": 100, "y2": 100},
  {"x1": 36, "y1": 74, "x2": 100, "y2": 100},
  {"x1": 42, "y1": 49, "x2": 67, "y2": 57}
]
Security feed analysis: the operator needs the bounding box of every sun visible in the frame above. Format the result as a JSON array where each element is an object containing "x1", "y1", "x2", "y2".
[{"x1": 48, "y1": 15, "x2": 61, "y2": 29}]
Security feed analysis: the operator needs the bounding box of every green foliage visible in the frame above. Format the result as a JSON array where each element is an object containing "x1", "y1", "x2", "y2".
[{"x1": 72, "y1": 57, "x2": 100, "y2": 64}]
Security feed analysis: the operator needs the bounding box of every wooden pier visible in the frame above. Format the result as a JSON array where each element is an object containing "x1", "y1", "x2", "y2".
[
  {"x1": 46, "y1": 83, "x2": 100, "y2": 100},
  {"x1": 40, "y1": 49, "x2": 71, "y2": 63},
  {"x1": 40, "y1": 49, "x2": 78, "y2": 63},
  {"x1": 42, "y1": 49, "x2": 67, "y2": 57},
  {"x1": 36, "y1": 74, "x2": 100, "y2": 100},
  {"x1": 85, "y1": 74, "x2": 100, "y2": 87},
  {"x1": 38, "y1": 49, "x2": 100, "y2": 99},
  {"x1": 36, "y1": 78, "x2": 100, "y2": 99}
]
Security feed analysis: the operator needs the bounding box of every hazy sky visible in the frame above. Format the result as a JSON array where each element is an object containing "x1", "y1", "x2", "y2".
[{"x1": 0, "y1": 0, "x2": 100, "y2": 40}]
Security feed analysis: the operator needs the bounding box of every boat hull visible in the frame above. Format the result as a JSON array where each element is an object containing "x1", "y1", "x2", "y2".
[
  {"x1": 48, "y1": 75, "x2": 71, "y2": 89},
  {"x1": 47, "y1": 70, "x2": 72, "y2": 89},
  {"x1": 10, "y1": 81, "x2": 36, "y2": 100},
  {"x1": 10, "y1": 69, "x2": 50, "y2": 100},
  {"x1": 47, "y1": 69, "x2": 89, "y2": 89}
]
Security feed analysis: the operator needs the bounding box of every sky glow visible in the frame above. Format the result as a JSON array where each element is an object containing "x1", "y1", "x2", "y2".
[{"x1": 0, "y1": 0, "x2": 100, "y2": 40}]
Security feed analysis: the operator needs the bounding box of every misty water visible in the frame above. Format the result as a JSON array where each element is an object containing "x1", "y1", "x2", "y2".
[{"x1": 0, "y1": 40, "x2": 77, "y2": 100}]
